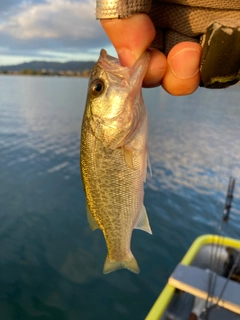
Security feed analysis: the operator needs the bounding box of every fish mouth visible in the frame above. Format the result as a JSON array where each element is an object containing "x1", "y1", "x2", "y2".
[
  {"x1": 100, "y1": 49, "x2": 119, "y2": 65},
  {"x1": 98, "y1": 49, "x2": 131, "y2": 80},
  {"x1": 99, "y1": 48, "x2": 150, "y2": 79}
]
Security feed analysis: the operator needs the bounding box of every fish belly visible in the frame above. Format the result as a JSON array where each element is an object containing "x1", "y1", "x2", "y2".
[{"x1": 81, "y1": 122, "x2": 146, "y2": 274}]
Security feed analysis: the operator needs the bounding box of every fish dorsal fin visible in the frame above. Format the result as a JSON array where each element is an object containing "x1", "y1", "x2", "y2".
[
  {"x1": 135, "y1": 206, "x2": 152, "y2": 234},
  {"x1": 123, "y1": 146, "x2": 135, "y2": 170},
  {"x1": 86, "y1": 204, "x2": 99, "y2": 231}
]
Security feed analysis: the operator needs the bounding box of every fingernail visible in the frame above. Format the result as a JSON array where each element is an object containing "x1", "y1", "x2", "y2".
[
  {"x1": 117, "y1": 48, "x2": 136, "y2": 67},
  {"x1": 169, "y1": 48, "x2": 201, "y2": 79}
]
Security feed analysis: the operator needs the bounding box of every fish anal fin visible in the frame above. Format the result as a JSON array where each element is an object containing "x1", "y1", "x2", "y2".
[
  {"x1": 86, "y1": 204, "x2": 99, "y2": 231},
  {"x1": 122, "y1": 146, "x2": 135, "y2": 170},
  {"x1": 103, "y1": 254, "x2": 140, "y2": 274},
  {"x1": 135, "y1": 206, "x2": 152, "y2": 234}
]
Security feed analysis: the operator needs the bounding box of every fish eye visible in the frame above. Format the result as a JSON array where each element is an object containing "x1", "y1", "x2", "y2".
[{"x1": 90, "y1": 79, "x2": 104, "y2": 97}]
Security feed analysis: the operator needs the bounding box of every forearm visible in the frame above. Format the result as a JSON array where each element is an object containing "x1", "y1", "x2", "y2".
[
  {"x1": 96, "y1": 0, "x2": 240, "y2": 20},
  {"x1": 96, "y1": 0, "x2": 151, "y2": 19}
]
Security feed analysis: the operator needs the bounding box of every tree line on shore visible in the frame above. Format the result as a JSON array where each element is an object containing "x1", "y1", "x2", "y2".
[{"x1": 0, "y1": 68, "x2": 91, "y2": 77}]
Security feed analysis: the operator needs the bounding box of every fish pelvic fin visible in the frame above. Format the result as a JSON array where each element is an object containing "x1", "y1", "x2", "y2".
[
  {"x1": 135, "y1": 206, "x2": 152, "y2": 234},
  {"x1": 103, "y1": 254, "x2": 140, "y2": 274},
  {"x1": 86, "y1": 204, "x2": 99, "y2": 231}
]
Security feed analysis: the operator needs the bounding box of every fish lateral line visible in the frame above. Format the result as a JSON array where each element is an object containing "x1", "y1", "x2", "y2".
[{"x1": 80, "y1": 48, "x2": 151, "y2": 274}]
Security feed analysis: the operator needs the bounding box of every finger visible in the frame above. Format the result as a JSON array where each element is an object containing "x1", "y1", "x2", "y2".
[
  {"x1": 100, "y1": 14, "x2": 156, "y2": 67},
  {"x1": 143, "y1": 48, "x2": 167, "y2": 88},
  {"x1": 162, "y1": 42, "x2": 202, "y2": 95}
]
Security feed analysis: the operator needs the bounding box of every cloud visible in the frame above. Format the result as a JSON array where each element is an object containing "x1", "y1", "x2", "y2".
[
  {"x1": 1, "y1": 0, "x2": 99, "y2": 40},
  {"x1": 0, "y1": 0, "x2": 112, "y2": 63},
  {"x1": 0, "y1": 0, "x2": 24, "y2": 13},
  {"x1": 0, "y1": 0, "x2": 46, "y2": 22}
]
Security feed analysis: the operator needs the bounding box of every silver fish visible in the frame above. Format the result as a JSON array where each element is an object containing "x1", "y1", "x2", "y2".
[{"x1": 80, "y1": 49, "x2": 152, "y2": 274}]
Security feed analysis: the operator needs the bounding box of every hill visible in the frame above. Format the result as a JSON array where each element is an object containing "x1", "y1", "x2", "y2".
[{"x1": 0, "y1": 60, "x2": 96, "y2": 73}]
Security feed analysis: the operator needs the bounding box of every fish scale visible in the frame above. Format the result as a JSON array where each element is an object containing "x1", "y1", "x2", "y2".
[{"x1": 80, "y1": 49, "x2": 152, "y2": 274}]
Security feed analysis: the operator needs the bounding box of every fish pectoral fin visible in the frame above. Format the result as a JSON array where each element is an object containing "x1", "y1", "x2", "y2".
[
  {"x1": 103, "y1": 254, "x2": 140, "y2": 274},
  {"x1": 86, "y1": 204, "x2": 99, "y2": 231},
  {"x1": 122, "y1": 146, "x2": 135, "y2": 170},
  {"x1": 135, "y1": 206, "x2": 152, "y2": 234}
]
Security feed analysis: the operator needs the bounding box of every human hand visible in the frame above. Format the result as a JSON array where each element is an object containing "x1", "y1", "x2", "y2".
[{"x1": 101, "y1": 14, "x2": 202, "y2": 96}]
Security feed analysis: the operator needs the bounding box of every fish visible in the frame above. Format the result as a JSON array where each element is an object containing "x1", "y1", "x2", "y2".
[{"x1": 80, "y1": 49, "x2": 152, "y2": 274}]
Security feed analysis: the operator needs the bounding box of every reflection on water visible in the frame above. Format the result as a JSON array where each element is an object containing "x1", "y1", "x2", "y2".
[
  {"x1": 146, "y1": 86, "x2": 240, "y2": 195},
  {"x1": 0, "y1": 75, "x2": 239, "y2": 319}
]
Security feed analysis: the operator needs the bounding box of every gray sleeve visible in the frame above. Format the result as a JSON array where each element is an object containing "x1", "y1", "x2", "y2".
[{"x1": 96, "y1": 0, "x2": 152, "y2": 19}]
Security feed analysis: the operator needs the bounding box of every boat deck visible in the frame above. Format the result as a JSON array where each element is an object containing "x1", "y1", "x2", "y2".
[
  {"x1": 162, "y1": 291, "x2": 240, "y2": 320},
  {"x1": 169, "y1": 264, "x2": 240, "y2": 314},
  {"x1": 160, "y1": 243, "x2": 240, "y2": 320}
]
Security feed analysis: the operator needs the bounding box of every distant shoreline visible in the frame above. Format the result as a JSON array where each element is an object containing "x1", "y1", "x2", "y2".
[
  {"x1": 0, "y1": 60, "x2": 95, "y2": 77},
  {"x1": 0, "y1": 69, "x2": 90, "y2": 77}
]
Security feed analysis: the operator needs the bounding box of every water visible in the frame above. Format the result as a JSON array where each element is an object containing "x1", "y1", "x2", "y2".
[{"x1": 0, "y1": 75, "x2": 239, "y2": 320}]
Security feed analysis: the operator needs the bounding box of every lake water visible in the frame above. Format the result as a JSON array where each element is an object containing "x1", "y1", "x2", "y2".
[{"x1": 0, "y1": 75, "x2": 239, "y2": 320}]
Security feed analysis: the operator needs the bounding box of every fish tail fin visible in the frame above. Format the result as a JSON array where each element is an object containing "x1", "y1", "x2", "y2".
[{"x1": 103, "y1": 254, "x2": 140, "y2": 274}]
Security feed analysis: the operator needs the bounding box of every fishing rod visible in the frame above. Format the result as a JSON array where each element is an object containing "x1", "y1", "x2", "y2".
[
  {"x1": 199, "y1": 176, "x2": 237, "y2": 319},
  {"x1": 222, "y1": 176, "x2": 236, "y2": 222}
]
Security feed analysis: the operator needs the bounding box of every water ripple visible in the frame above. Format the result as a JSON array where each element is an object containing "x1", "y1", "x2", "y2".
[{"x1": 0, "y1": 76, "x2": 239, "y2": 320}]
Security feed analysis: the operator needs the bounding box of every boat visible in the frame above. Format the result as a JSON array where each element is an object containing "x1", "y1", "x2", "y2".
[{"x1": 146, "y1": 234, "x2": 240, "y2": 320}]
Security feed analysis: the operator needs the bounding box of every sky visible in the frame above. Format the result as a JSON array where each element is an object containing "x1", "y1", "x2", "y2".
[{"x1": 0, "y1": 0, "x2": 116, "y2": 65}]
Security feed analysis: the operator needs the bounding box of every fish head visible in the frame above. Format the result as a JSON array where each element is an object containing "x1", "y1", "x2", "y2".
[{"x1": 85, "y1": 49, "x2": 150, "y2": 149}]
